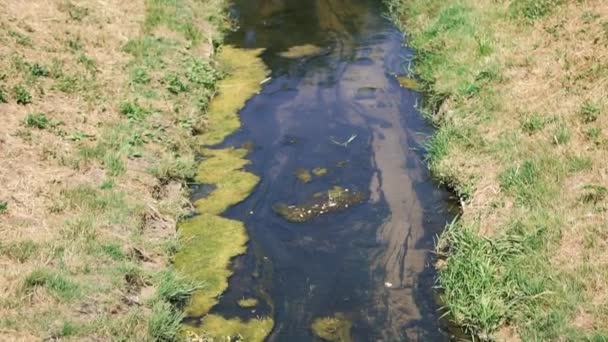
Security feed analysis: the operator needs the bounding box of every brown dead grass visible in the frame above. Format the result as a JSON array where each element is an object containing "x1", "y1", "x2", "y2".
[{"x1": 0, "y1": 0, "x2": 222, "y2": 339}]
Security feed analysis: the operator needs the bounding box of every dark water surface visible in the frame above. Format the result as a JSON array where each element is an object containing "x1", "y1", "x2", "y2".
[{"x1": 208, "y1": 0, "x2": 454, "y2": 340}]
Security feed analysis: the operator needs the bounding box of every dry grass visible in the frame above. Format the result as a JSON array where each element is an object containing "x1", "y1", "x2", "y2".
[
  {"x1": 387, "y1": 0, "x2": 608, "y2": 339},
  {"x1": 0, "y1": 0, "x2": 226, "y2": 339}
]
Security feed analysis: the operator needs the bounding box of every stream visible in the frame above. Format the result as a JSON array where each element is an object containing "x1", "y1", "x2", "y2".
[{"x1": 200, "y1": 0, "x2": 454, "y2": 340}]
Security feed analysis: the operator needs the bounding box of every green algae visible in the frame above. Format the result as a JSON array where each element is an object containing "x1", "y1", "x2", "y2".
[
  {"x1": 237, "y1": 297, "x2": 259, "y2": 308},
  {"x1": 278, "y1": 44, "x2": 324, "y2": 59},
  {"x1": 295, "y1": 168, "x2": 312, "y2": 183},
  {"x1": 311, "y1": 313, "x2": 353, "y2": 342},
  {"x1": 174, "y1": 213, "x2": 248, "y2": 317},
  {"x1": 397, "y1": 76, "x2": 421, "y2": 91},
  {"x1": 273, "y1": 186, "x2": 366, "y2": 223},
  {"x1": 312, "y1": 167, "x2": 328, "y2": 177},
  {"x1": 173, "y1": 45, "x2": 274, "y2": 339},
  {"x1": 197, "y1": 46, "x2": 269, "y2": 146},
  {"x1": 188, "y1": 314, "x2": 274, "y2": 341},
  {"x1": 194, "y1": 148, "x2": 259, "y2": 215}
]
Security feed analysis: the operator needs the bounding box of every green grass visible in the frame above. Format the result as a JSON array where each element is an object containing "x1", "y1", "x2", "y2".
[
  {"x1": 0, "y1": 240, "x2": 39, "y2": 263},
  {"x1": 13, "y1": 84, "x2": 32, "y2": 105},
  {"x1": 24, "y1": 113, "x2": 50, "y2": 129},
  {"x1": 148, "y1": 301, "x2": 183, "y2": 342},
  {"x1": 23, "y1": 269, "x2": 80, "y2": 300},
  {"x1": 0, "y1": 201, "x2": 7, "y2": 214},
  {"x1": 154, "y1": 269, "x2": 203, "y2": 306}
]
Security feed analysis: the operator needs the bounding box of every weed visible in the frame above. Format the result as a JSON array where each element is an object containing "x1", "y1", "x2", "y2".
[
  {"x1": 24, "y1": 113, "x2": 50, "y2": 129},
  {"x1": 23, "y1": 269, "x2": 80, "y2": 300},
  {"x1": 0, "y1": 86, "x2": 7, "y2": 103},
  {"x1": 1, "y1": 240, "x2": 38, "y2": 263},
  {"x1": 150, "y1": 155, "x2": 196, "y2": 181},
  {"x1": 65, "y1": 3, "x2": 89, "y2": 21},
  {"x1": 186, "y1": 58, "x2": 221, "y2": 90},
  {"x1": 131, "y1": 67, "x2": 151, "y2": 84},
  {"x1": 119, "y1": 101, "x2": 151, "y2": 121},
  {"x1": 9, "y1": 30, "x2": 32, "y2": 46},
  {"x1": 100, "y1": 179, "x2": 114, "y2": 190},
  {"x1": 580, "y1": 101, "x2": 601, "y2": 123},
  {"x1": 101, "y1": 243, "x2": 124, "y2": 261},
  {"x1": 567, "y1": 155, "x2": 593, "y2": 173},
  {"x1": 67, "y1": 37, "x2": 83, "y2": 51},
  {"x1": 68, "y1": 131, "x2": 94, "y2": 141},
  {"x1": 77, "y1": 54, "x2": 97, "y2": 74},
  {"x1": 165, "y1": 74, "x2": 188, "y2": 95},
  {"x1": 553, "y1": 125, "x2": 571, "y2": 145},
  {"x1": 118, "y1": 262, "x2": 147, "y2": 287},
  {"x1": 521, "y1": 113, "x2": 545, "y2": 134},
  {"x1": 0, "y1": 201, "x2": 7, "y2": 214},
  {"x1": 155, "y1": 269, "x2": 203, "y2": 306},
  {"x1": 30, "y1": 63, "x2": 50, "y2": 77},
  {"x1": 60, "y1": 321, "x2": 80, "y2": 337},
  {"x1": 148, "y1": 301, "x2": 182, "y2": 342},
  {"x1": 580, "y1": 185, "x2": 608, "y2": 204},
  {"x1": 13, "y1": 84, "x2": 32, "y2": 105},
  {"x1": 55, "y1": 75, "x2": 80, "y2": 93},
  {"x1": 104, "y1": 154, "x2": 126, "y2": 177},
  {"x1": 510, "y1": 0, "x2": 562, "y2": 21}
]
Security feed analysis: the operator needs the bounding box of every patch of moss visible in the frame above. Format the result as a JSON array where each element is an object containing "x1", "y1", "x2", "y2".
[
  {"x1": 187, "y1": 314, "x2": 274, "y2": 341},
  {"x1": 273, "y1": 186, "x2": 366, "y2": 222},
  {"x1": 295, "y1": 168, "x2": 312, "y2": 183},
  {"x1": 237, "y1": 297, "x2": 259, "y2": 308},
  {"x1": 311, "y1": 313, "x2": 352, "y2": 342},
  {"x1": 174, "y1": 213, "x2": 247, "y2": 317},
  {"x1": 197, "y1": 46, "x2": 269, "y2": 146},
  {"x1": 174, "y1": 45, "x2": 271, "y2": 339},
  {"x1": 194, "y1": 148, "x2": 259, "y2": 215},
  {"x1": 397, "y1": 76, "x2": 421, "y2": 91},
  {"x1": 312, "y1": 167, "x2": 328, "y2": 177}
]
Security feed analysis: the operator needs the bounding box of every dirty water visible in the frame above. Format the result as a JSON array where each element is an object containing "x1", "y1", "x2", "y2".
[{"x1": 190, "y1": 0, "x2": 455, "y2": 340}]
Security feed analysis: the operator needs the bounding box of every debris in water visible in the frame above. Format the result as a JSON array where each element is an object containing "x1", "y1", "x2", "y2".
[
  {"x1": 273, "y1": 186, "x2": 366, "y2": 223},
  {"x1": 279, "y1": 44, "x2": 325, "y2": 59},
  {"x1": 397, "y1": 76, "x2": 421, "y2": 91},
  {"x1": 330, "y1": 134, "x2": 357, "y2": 148},
  {"x1": 385, "y1": 282, "x2": 393, "y2": 288}
]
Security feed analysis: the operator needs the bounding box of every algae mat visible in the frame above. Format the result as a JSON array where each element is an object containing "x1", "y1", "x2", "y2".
[{"x1": 174, "y1": 46, "x2": 273, "y2": 339}]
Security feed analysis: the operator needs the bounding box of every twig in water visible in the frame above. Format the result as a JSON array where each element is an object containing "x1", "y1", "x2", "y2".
[{"x1": 330, "y1": 134, "x2": 357, "y2": 147}]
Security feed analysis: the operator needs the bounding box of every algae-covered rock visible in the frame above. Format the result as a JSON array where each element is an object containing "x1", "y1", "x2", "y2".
[
  {"x1": 312, "y1": 167, "x2": 328, "y2": 177},
  {"x1": 279, "y1": 44, "x2": 324, "y2": 59},
  {"x1": 311, "y1": 313, "x2": 352, "y2": 342},
  {"x1": 237, "y1": 297, "x2": 259, "y2": 308},
  {"x1": 273, "y1": 186, "x2": 365, "y2": 222},
  {"x1": 295, "y1": 168, "x2": 312, "y2": 183},
  {"x1": 397, "y1": 76, "x2": 421, "y2": 91}
]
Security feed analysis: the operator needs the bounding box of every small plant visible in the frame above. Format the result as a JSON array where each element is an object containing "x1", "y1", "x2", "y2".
[
  {"x1": 0, "y1": 201, "x2": 8, "y2": 214},
  {"x1": 13, "y1": 84, "x2": 32, "y2": 105},
  {"x1": 56, "y1": 75, "x2": 79, "y2": 93},
  {"x1": 131, "y1": 67, "x2": 151, "y2": 84},
  {"x1": 100, "y1": 179, "x2": 114, "y2": 190},
  {"x1": 30, "y1": 63, "x2": 50, "y2": 77},
  {"x1": 165, "y1": 74, "x2": 188, "y2": 95},
  {"x1": 510, "y1": 0, "x2": 562, "y2": 21},
  {"x1": 580, "y1": 101, "x2": 601, "y2": 123},
  {"x1": 119, "y1": 101, "x2": 150, "y2": 121},
  {"x1": 186, "y1": 58, "x2": 221, "y2": 90},
  {"x1": 521, "y1": 113, "x2": 545, "y2": 133},
  {"x1": 585, "y1": 127, "x2": 602, "y2": 142},
  {"x1": 67, "y1": 38, "x2": 83, "y2": 51},
  {"x1": 24, "y1": 113, "x2": 49, "y2": 129}
]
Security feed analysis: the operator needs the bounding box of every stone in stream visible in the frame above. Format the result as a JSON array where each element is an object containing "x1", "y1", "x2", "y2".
[{"x1": 273, "y1": 186, "x2": 366, "y2": 223}]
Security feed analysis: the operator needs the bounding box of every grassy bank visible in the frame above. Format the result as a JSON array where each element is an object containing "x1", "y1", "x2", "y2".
[
  {"x1": 386, "y1": 0, "x2": 608, "y2": 340},
  {"x1": 0, "y1": 0, "x2": 240, "y2": 340}
]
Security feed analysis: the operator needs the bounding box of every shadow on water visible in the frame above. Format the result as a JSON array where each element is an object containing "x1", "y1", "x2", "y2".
[{"x1": 199, "y1": 0, "x2": 458, "y2": 340}]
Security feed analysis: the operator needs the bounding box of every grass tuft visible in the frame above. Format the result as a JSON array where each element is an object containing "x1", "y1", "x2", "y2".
[{"x1": 23, "y1": 269, "x2": 80, "y2": 300}]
